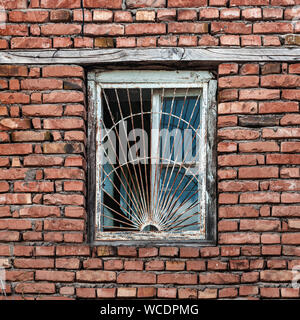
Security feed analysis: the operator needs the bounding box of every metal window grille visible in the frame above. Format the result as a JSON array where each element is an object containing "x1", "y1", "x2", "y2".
[{"x1": 88, "y1": 70, "x2": 217, "y2": 243}]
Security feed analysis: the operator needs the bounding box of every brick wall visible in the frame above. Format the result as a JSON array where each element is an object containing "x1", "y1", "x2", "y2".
[{"x1": 0, "y1": 0, "x2": 300, "y2": 300}]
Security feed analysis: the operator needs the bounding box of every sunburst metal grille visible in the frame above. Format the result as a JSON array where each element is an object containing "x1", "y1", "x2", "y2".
[{"x1": 97, "y1": 86, "x2": 206, "y2": 237}]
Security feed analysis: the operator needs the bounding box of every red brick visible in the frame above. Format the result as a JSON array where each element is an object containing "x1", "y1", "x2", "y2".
[
  {"x1": 178, "y1": 35, "x2": 197, "y2": 46},
  {"x1": 118, "y1": 247, "x2": 137, "y2": 257},
  {"x1": 211, "y1": 22, "x2": 252, "y2": 34},
  {"x1": 9, "y1": 11, "x2": 49, "y2": 22},
  {"x1": 219, "y1": 287, "x2": 238, "y2": 298},
  {"x1": 207, "y1": 260, "x2": 228, "y2": 270},
  {"x1": 0, "y1": 194, "x2": 31, "y2": 205},
  {"x1": 180, "y1": 247, "x2": 199, "y2": 258},
  {"x1": 14, "y1": 181, "x2": 54, "y2": 193},
  {"x1": 76, "y1": 288, "x2": 96, "y2": 298},
  {"x1": 198, "y1": 288, "x2": 217, "y2": 299},
  {"x1": 253, "y1": 22, "x2": 292, "y2": 34},
  {"x1": 200, "y1": 247, "x2": 220, "y2": 257},
  {"x1": 117, "y1": 287, "x2": 136, "y2": 298},
  {"x1": 178, "y1": 9, "x2": 197, "y2": 21},
  {"x1": 267, "y1": 154, "x2": 300, "y2": 165},
  {"x1": 220, "y1": 35, "x2": 240, "y2": 46},
  {"x1": 41, "y1": 0, "x2": 80, "y2": 7},
  {"x1": 166, "y1": 261, "x2": 185, "y2": 270},
  {"x1": 157, "y1": 288, "x2": 177, "y2": 298},
  {"x1": 0, "y1": 231, "x2": 20, "y2": 242},
  {"x1": 240, "y1": 89, "x2": 280, "y2": 100},
  {"x1": 97, "y1": 288, "x2": 116, "y2": 298},
  {"x1": 118, "y1": 272, "x2": 156, "y2": 284},
  {"x1": 280, "y1": 168, "x2": 300, "y2": 179},
  {"x1": 218, "y1": 128, "x2": 259, "y2": 140},
  {"x1": 104, "y1": 259, "x2": 123, "y2": 270},
  {"x1": 239, "y1": 286, "x2": 258, "y2": 296},
  {"x1": 218, "y1": 115, "x2": 238, "y2": 127},
  {"x1": 14, "y1": 258, "x2": 54, "y2": 269},
  {"x1": 218, "y1": 142, "x2": 237, "y2": 153},
  {"x1": 240, "y1": 192, "x2": 280, "y2": 204},
  {"x1": 0, "y1": 25, "x2": 28, "y2": 36},
  {"x1": 178, "y1": 288, "x2": 197, "y2": 299},
  {"x1": 218, "y1": 64, "x2": 239, "y2": 75},
  {"x1": 270, "y1": 180, "x2": 300, "y2": 192},
  {"x1": 242, "y1": 8, "x2": 261, "y2": 20},
  {"x1": 199, "y1": 272, "x2": 240, "y2": 284},
  {"x1": 24, "y1": 155, "x2": 64, "y2": 167},
  {"x1": 124, "y1": 260, "x2": 143, "y2": 270},
  {"x1": 43, "y1": 91, "x2": 84, "y2": 103},
  {"x1": 219, "y1": 181, "x2": 258, "y2": 192},
  {"x1": 168, "y1": 22, "x2": 208, "y2": 34},
  {"x1": 263, "y1": 128, "x2": 300, "y2": 139},
  {"x1": 126, "y1": 23, "x2": 166, "y2": 35},
  {"x1": 114, "y1": 11, "x2": 133, "y2": 22},
  {"x1": 42, "y1": 66, "x2": 84, "y2": 78},
  {"x1": 44, "y1": 194, "x2": 84, "y2": 205},
  {"x1": 41, "y1": 24, "x2": 81, "y2": 36},
  {"x1": 281, "y1": 288, "x2": 299, "y2": 298},
  {"x1": 1, "y1": 67, "x2": 26, "y2": 79},
  {"x1": 220, "y1": 8, "x2": 240, "y2": 20},
  {"x1": 159, "y1": 247, "x2": 178, "y2": 257},
  {"x1": 219, "y1": 154, "x2": 264, "y2": 166},
  {"x1": 219, "y1": 76, "x2": 259, "y2": 89},
  {"x1": 259, "y1": 102, "x2": 298, "y2": 114},
  {"x1": 280, "y1": 114, "x2": 300, "y2": 126},
  {"x1": 138, "y1": 287, "x2": 156, "y2": 298},
  {"x1": 239, "y1": 142, "x2": 279, "y2": 153},
  {"x1": 15, "y1": 283, "x2": 55, "y2": 294},
  {"x1": 263, "y1": 8, "x2": 283, "y2": 20},
  {"x1": 145, "y1": 260, "x2": 164, "y2": 271},
  {"x1": 116, "y1": 37, "x2": 136, "y2": 48},
  {"x1": 260, "y1": 287, "x2": 280, "y2": 298},
  {"x1": 76, "y1": 270, "x2": 116, "y2": 282},
  {"x1": 139, "y1": 247, "x2": 158, "y2": 257},
  {"x1": 158, "y1": 273, "x2": 197, "y2": 284},
  {"x1": 56, "y1": 245, "x2": 90, "y2": 256},
  {"x1": 11, "y1": 37, "x2": 52, "y2": 49},
  {"x1": 281, "y1": 142, "x2": 300, "y2": 153},
  {"x1": 239, "y1": 167, "x2": 279, "y2": 179},
  {"x1": 158, "y1": 35, "x2": 177, "y2": 46},
  {"x1": 53, "y1": 37, "x2": 73, "y2": 48},
  {"x1": 221, "y1": 247, "x2": 240, "y2": 257},
  {"x1": 127, "y1": 0, "x2": 165, "y2": 8},
  {"x1": 186, "y1": 260, "x2": 206, "y2": 271},
  {"x1": 44, "y1": 219, "x2": 84, "y2": 231},
  {"x1": 56, "y1": 258, "x2": 80, "y2": 269},
  {"x1": 168, "y1": 0, "x2": 206, "y2": 6},
  {"x1": 36, "y1": 270, "x2": 75, "y2": 282},
  {"x1": 261, "y1": 75, "x2": 300, "y2": 88},
  {"x1": 240, "y1": 220, "x2": 280, "y2": 232}
]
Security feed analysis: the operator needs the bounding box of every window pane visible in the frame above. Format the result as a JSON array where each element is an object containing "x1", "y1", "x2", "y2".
[
  {"x1": 101, "y1": 89, "x2": 151, "y2": 231},
  {"x1": 157, "y1": 166, "x2": 201, "y2": 232},
  {"x1": 160, "y1": 95, "x2": 201, "y2": 163}
]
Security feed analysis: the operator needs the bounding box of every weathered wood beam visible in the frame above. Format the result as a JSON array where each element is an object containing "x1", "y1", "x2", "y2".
[{"x1": 0, "y1": 48, "x2": 299, "y2": 65}]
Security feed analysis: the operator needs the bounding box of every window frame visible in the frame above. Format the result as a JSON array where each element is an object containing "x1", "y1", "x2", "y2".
[{"x1": 87, "y1": 69, "x2": 217, "y2": 246}]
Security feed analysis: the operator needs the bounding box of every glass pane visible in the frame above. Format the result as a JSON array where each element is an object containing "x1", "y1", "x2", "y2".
[
  {"x1": 156, "y1": 166, "x2": 200, "y2": 232},
  {"x1": 160, "y1": 95, "x2": 201, "y2": 163},
  {"x1": 101, "y1": 89, "x2": 151, "y2": 231}
]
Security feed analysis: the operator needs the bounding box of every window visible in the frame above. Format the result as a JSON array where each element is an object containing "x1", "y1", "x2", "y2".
[{"x1": 88, "y1": 70, "x2": 217, "y2": 244}]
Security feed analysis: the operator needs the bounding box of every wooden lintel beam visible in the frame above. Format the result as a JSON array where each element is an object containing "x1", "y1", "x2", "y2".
[{"x1": 0, "y1": 47, "x2": 299, "y2": 65}]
